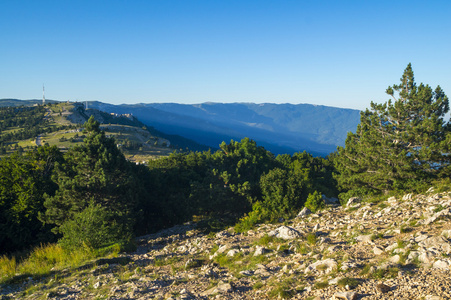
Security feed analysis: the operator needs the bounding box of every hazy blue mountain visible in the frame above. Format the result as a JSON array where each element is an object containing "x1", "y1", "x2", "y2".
[{"x1": 89, "y1": 102, "x2": 360, "y2": 156}]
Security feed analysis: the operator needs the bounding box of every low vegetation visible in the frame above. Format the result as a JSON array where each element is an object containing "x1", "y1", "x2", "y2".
[
  {"x1": 0, "y1": 243, "x2": 123, "y2": 285},
  {"x1": 1, "y1": 64, "x2": 451, "y2": 298}
]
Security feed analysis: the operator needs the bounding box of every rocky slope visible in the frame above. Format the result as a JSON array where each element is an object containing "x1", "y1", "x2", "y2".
[{"x1": 2, "y1": 189, "x2": 451, "y2": 300}]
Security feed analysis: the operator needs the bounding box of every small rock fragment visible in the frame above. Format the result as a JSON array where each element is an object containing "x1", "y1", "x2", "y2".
[
  {"x1": 226, "y1": 249, "x2": 240, "y2": 257},
  {"x1": 346, "y1": 197, "x2": 361, "y2": 206},
  {"x1": 376, "y1": 283, "x2": 391, "y2": 293},
  {"x1": 333, "y1": 291, "x2": 357, "y2": 300},
  {"x1": 389, "y1": 255, "x2": 400, "y2": 263},
  {"x1": 373, "y1": 246, "x2": 384, "y2": 255}
]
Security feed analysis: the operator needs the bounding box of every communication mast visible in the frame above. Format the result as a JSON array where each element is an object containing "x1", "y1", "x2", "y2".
[{"x1": 42, "y1": 84, "x2": 45, "y2": 105}]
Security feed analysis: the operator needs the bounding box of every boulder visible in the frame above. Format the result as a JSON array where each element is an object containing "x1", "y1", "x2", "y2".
[
  {"x1": 268, "y1": 225, "x2": 302, "y2": 240},
  {"x1": 389, "y1": 255, "x2": 401, "y2": 264},
  {"x1": 202, "y1": 281, "x2": 234, "y2": 296},
  {"x1": 216, "y1": 282, "x2": 234, "y2": 293},
  {"x1": 418, "y1": 236, "x2": 451, "y2": 254},
  {"x1": 297, "y1": 207, "x2": 311, "y2": 218},
  {"x1": 373, "y1": 246, "x2": 384, "y2": 255},
  {"x1": 355, "y1": 234, "x2": 374, "y2": 244},
  {"x1": 385, "y1": 242, "x2": 398, "y2": 252},
  {"x1": 323, "y1": 195, "x2": 340, "y2": 205},
  {"x1": 418, "y1": 251, "x2": 435, "y2": 264},
  {"x1": 254, "y1": 246, "x2": 268, "y2": 256},
  {"x1": 226, "y1": 249, "x2": 240, "y2": 257},
  {"x1": 305, "y1": 258, "x2": 337, "y2": 274},
  {"x1": 387, "y1": 196, "x2": 397, "y2": 205},
  {"x1": 433, "y1": 260, "x2": 450, "y2": 270},
  {"x1": 346, "y1": 197, "x2": 361, "y2": 206}
]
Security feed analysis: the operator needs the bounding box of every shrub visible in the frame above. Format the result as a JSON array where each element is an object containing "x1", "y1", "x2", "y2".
[
  {"x1": 304, "y1": 191, "x2": 325, "y2": 212},
  {"x1": 58, "y1": 203, "x2": 131, "y2": 250},
  {"x1": 234, "y1": 201, "x2": 267, "y2": 232}
]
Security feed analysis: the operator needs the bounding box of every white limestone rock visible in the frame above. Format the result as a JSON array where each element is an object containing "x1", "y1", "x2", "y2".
[{"x1": 268, "y1": 225, "x2": 302, "y2": 240}]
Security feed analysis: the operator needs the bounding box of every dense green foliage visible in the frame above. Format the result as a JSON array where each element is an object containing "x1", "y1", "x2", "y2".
[
  {"x1": 142, "y1": 138, "x2": 280, "y2": 230},
  {"x1": 304, "y1": 191, "x2": 325, "y2": 212},
  {"x1": 3, "y1": 65, "x2": 450, "y2": 255},
  {"x1": 41, "y1": 117, "x2": 144, "y2": 248},
  {"x1": 0, "y1": 145, "x2": 62, "y2": 252},
  {"x1": 235, "y1": 152, "x2": 335, "y2": 231},
  {"x1": 334, "y1": 64, "x2": 450, "y2": 197},
  {"x1": 1, "y1": 115, "x2": 337, "y2": 254},
  {"x1": 143, "y1": 138, "x2": 337, "y2": 234},
  {"x1": 58, "y1": 203, "x2": 131, "y2": 250}
]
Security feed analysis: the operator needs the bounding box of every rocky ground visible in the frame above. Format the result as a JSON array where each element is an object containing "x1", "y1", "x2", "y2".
[{"x1": 2, "y1": 189, "x2": 451, "y2": 299}]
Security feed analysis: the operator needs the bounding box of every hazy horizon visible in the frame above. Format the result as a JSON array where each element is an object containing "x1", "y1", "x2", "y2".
[{"x1": 1, "y1": 98, "x2": 363, "y2": 111}]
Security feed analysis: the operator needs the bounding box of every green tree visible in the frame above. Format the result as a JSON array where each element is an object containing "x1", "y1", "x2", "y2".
[
  {"x1": 145, "y1": 151, "x2": 209, "y2": 229},
  {"x1": 213, "y1": 138, "x2": 276, "y2": 210},
  {"x1": 258, "y1": 167, "x2": 305, "y2": 221},
  {"x1": 42, "y1": 117, "x2": 142, "y2": 244},
  {"x1": 334, "y1": 64, "x2": 450, "y2": 196}
]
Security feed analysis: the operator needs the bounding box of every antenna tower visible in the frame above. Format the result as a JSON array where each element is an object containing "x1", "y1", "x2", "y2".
[{"x1": 42, "y1": 84, "x2": 45, "y2": 105}]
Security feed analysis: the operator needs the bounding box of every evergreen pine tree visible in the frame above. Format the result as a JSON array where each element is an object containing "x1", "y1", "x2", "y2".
[
  {"x1": 42, "y1": 116, "x2": 141, "y2": 239},
  {"x1": 335, "y1": 64, "x2": 450, "y2": 195}
]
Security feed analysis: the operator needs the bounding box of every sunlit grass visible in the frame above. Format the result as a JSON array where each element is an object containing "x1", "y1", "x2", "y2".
[
  {"x1": 0, "y1": 243, "x2": 121, "y2": 284},
  {"x1": 0, "y1": 255, "x2": 16, "y2": 281}
]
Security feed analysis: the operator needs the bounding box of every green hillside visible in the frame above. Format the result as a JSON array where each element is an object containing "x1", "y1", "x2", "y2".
[{"x1": 0, "y1": 100, "x2": 195, "y2": 161}]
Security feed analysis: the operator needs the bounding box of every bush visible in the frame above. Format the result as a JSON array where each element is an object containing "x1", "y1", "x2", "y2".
[
  {"x1": 234, "y1": 201, "x2": 266, "y2": 232},
  {"x1": 304, "y1": 191, "x2": 325, "y2": 212},
  {"x1": 58, "y1": 203, "x2": 131, "y2": 250}
]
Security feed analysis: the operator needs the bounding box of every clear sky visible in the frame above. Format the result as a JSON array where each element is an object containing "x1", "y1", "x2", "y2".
[{"x1": 1, "y1": 0, "x2": 450, "y2": 110}]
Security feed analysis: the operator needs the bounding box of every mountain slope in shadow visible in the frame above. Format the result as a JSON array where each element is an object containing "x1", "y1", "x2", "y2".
[{"x1": 89, "y1": 102, "x2": 360, "y2": 156}]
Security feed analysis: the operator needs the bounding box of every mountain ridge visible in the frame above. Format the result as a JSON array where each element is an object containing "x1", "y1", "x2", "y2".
[
  {"x1": 88, "y1": 101, "x2": 361, "y2": 156},
  {"x1": 0, "y1": 98, "x2": 361, "y2": 155}
]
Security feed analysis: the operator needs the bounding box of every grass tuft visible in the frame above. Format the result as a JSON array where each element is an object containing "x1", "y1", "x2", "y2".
[
  {"x1": 306, "y1": 233, "x2": 317, "y2": 245},
  {"x1": 337, "y1": 277, "x2": 360, "y2": 288}
]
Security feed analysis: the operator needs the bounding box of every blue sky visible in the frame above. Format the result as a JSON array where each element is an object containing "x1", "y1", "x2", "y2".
[{"x1": 1, "y1": 0, "x2": 450, "y2": 110}]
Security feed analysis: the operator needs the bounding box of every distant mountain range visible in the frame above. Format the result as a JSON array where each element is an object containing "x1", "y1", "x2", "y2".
[{"x1": 88, "y1": 102, "x2": 361, "y2": 156}]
